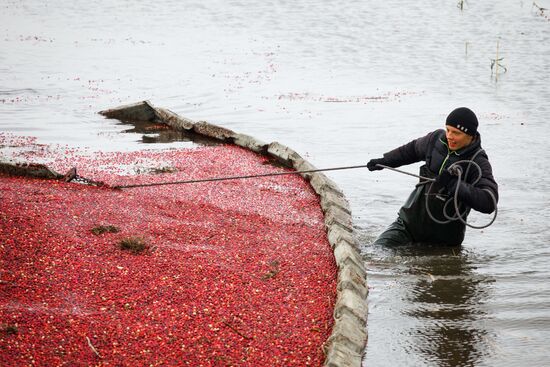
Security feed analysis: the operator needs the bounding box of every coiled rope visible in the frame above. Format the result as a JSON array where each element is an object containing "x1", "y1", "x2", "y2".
[{"x1": 378, "y1": 161, "x2": 497, "y2": 229}]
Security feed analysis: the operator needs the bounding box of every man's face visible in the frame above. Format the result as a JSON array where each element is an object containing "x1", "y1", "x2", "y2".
[{"x1": 445, "y1": 125, "x2": 473, "y2": 151}]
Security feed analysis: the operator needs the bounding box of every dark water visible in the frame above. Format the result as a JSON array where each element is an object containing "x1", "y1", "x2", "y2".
[{"x1": 1, "y1": 1, "x2": 549, "y2": 366}]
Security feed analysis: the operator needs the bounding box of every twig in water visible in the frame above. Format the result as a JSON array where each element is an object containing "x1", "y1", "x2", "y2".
[
  {"x1": 222, "y1": 320, "x2": 252, "y2": 340},
  {"x1": 86, "y1": 336, "x2": 102, "y2": 358},
  {"x1": 532, "y1": 2, "x2": 550, "y2": 20},
  {"x1": 419, "y1": 271, "x2": 437, "y2": 282},
  {"x1": 533, "y1": 2, "x2": 547, "y2": 15},
  {"x1": 490, "y1": 40, "x2": 507, "y2": 80}
]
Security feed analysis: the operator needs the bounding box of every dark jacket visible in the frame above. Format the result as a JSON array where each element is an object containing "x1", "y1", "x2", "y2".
[{"x1": 383, "y1": 129, "x2": 498, "y2": 245}]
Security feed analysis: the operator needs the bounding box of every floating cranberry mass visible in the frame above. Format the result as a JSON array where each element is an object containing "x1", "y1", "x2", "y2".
[{"x1": 0, "y1": 138, "x2": 337, "y2": 366}]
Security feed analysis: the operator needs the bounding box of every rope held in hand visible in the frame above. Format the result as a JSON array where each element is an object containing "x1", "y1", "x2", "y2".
[
  {"x1": 113, "y1": 164, "x2": 371, "y2": 189},
  {"x1": 377, "y1": 162, "x2": 497, "y2": 229}
]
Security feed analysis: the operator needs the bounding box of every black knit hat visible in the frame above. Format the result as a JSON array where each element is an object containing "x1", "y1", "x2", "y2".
[{"x1": 445, "y1": 107, "x2": 478, "y2": 136}]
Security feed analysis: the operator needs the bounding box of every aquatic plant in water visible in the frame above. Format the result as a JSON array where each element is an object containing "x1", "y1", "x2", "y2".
[{"x1": 490, "y1": 40, "x2": 507, "y2": 81}]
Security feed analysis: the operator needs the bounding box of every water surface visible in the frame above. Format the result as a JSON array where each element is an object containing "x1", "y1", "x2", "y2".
[{"x1": 1, "y1": 1, "x2": 549, "y2": 366}]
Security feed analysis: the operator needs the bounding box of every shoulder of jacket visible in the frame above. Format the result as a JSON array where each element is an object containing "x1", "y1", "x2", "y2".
[
  {"x1": 432, "y1": 129, "x2": 446, "y2": 141},
  {"x1": 418, "y1": 129, "x2": 444, "y2": 141},
  {"x1": 473, "y1": 149, "x2": 491, "y2": 166},
  {"x1": 470, "y1": 138, "x2": 489, "y2": 161}
]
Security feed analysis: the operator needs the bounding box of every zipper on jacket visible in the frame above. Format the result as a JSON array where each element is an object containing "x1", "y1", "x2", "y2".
[{"x1": 439, "y1": 153, "x2": 450, "y2": 175}]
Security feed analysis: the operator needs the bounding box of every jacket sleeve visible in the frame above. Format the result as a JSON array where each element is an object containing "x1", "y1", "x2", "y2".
[
  {"x1": 456, "y1": 155, "x2": 499, "y2": 214},
  {"x1": 382, "y1": 130, "x2": 439, "y2": 167}
]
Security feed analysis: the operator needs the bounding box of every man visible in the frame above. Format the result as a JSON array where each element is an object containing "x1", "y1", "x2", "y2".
[{"x1": 367, "y1": 107, "x2": 498, "y2": 247}]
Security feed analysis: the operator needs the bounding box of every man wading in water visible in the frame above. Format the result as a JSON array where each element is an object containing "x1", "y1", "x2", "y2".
[{"x1": 367, "y1": 107, "x2": 498, "y2": 246}]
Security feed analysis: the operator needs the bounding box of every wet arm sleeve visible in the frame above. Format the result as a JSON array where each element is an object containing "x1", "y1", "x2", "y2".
[
  {"x1": 456, "y1": 159, "x2": 499, "y2": 214},
  {"x1": 382, "y1": 131, "x2": 437, "y2": 167}
]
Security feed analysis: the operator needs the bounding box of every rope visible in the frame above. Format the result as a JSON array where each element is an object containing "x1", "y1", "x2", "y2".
[
  {"x1": 375, "y1": 161, "x2": 497, "y2": 229},
  {"x1": 113, "y1": 164, "x2": 371, "y2": 189},
  {"x1": 450, "y1": 164, "x2": 498, "y2": 229},
  {"x1": 120, "y1": 158, "x2": 492, "y2": 228},
  {"x1": 98, "y1": 158, "x2": 497, "y2": 228},
  {"x1": 421, "y1": 160, "x2": 497, "y2": 229},
  {"x1": 375, "y1": 164, "x2": 435, "y2": 183}
]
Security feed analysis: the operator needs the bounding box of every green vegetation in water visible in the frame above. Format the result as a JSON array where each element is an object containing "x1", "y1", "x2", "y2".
[
  {"x1": 1, "y1": 324, "x2": 18, "y2": 335},
  {"x1": 91, "y1": 225, "x2": 120, "y2": 235},
  {"x1": 262, "y1": 260, "x2": 281, "y2": 280},
  {"x1": 491, "y1": 40, "x2": 507, "y2": 81},
  {"x1": 119, "y1": 236, "x2": 149, "y2": 254}
]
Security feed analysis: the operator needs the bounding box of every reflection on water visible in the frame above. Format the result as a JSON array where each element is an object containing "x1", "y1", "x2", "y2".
[
  {"x1": 404, "y1": 248, "x2": 489, "y2": 366},
  {"x1": 117, "y1": 119, "x2": 221, "y2": 146},
  {"x1": 364, "y1": 244, "x2": 492, "y2": 367}
]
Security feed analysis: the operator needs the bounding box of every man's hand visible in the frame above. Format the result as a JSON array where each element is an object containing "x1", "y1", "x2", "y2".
[
  {"x1": 367, "y1": 158, "x2": 386, "y2": 171},
  {"x1": 435, "y1": 169, "x2": 462, "y2": 195},
  {"x1": 447, "y1": 165, "x2": 463, "y2": 177},
  {"x1": 435, "y1": 170, "x2": 454, "y2": 187}
]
